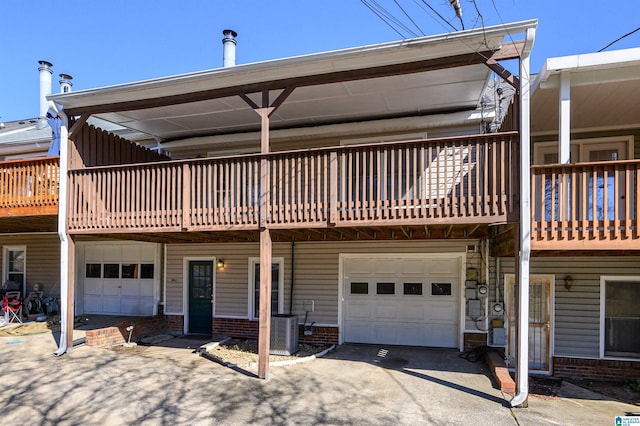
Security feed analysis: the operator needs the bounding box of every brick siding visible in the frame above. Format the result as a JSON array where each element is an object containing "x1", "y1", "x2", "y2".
[
  {"x1": 85, "y1": 315, "x2": 166, "y2": 347},
  {"x1": 212, "y1": 318, "x2": 338, "y2": 345},
  {"x1": 553, "y1": 357, "x2": 640, "y2": 381},
  {"x1": 463, "y1": 332, "x2": 488, "y2": 351}
]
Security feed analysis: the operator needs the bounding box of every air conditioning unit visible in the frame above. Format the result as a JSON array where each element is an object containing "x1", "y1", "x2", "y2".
[{"x1": 270, "y1": 314, "x2": 299, "y2": 355}]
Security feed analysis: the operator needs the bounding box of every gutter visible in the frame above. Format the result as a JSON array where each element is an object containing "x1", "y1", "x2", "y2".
[
  {"x1": 50, "y1": 102, "x2": 70, "y2": 357},
  {"x1": 510, "y1": 25, "x2": 536, "y2": 408}
]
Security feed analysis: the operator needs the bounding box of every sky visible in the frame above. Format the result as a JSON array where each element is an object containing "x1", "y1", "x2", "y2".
[{"x1": 1, "y1": 0, "x2": 639, "y2": 122}]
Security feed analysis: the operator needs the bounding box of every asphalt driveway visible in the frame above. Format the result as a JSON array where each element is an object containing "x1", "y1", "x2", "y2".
[{"x1": 1, "y1": 332, "x2": 637, "y2": 425}]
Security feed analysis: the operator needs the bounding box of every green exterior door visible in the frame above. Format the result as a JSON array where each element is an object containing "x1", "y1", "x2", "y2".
[{"x1": 188, "y1": 261, "x2": 214, "y2": 335}]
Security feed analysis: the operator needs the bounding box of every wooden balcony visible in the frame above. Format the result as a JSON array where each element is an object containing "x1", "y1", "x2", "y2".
[
  {"x1": 532, "y1": 160, "x2": 640, "y2": 250},
  {"x1": 0, "y1": 157, "x2": 59, "y2": 218},
  {"x1": 67, "y1": 133, "x2": 518, "y2": 235}
]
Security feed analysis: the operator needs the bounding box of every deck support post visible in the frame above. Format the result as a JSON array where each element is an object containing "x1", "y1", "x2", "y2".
[{"x1": 242, "y1": 88, "x2": 298, "y2": 379}]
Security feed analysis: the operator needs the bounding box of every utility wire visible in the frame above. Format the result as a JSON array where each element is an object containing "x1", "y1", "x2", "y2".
[
  {"x1": 598, "y1": 25, "x2": 640, "y2": 52},
  {"x1": 360, "y1": 0, "x2": 407, "y2": 38},
  {"x1": 412, "y1": 0, "x2": 453, "y2": 33},
  {"x1": 361, "y1": 0, "x2": 420, "y2": 38},
  {"x1": 419, "y1": 0, "x2": 459, "y2": 31},
  {"x1": 394, "y1": 0, "x2": 426, "y2": 36}
]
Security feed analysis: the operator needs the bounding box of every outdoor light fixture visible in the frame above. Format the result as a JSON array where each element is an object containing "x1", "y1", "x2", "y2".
[
  {"x1": 564, "y1": 275, "x2": 573, "y2": 291},
  {"x1": 217, "y1": 259, "x2": 225, "y2": 269}
]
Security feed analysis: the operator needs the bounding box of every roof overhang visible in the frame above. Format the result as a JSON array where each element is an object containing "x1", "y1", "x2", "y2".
[
  {"x1": 532, "y1": 47, "x2": 640, "y2": 133},
  {"x1": 50, "y1": 20, "x2": 537, "y2": 142}
]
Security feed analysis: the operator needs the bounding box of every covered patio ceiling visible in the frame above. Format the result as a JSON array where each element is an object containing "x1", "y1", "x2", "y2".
[
  {"x1": 50, "y1": 21, "x2": 536, "y2": 143},
  {"x1": 532, "y1": 48, "x2": 640, "y2": 133}
]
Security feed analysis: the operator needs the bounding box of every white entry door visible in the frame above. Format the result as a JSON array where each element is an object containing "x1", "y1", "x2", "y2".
[{"x1": 342, "y1": 254, "x2": 461, "y2": 348}]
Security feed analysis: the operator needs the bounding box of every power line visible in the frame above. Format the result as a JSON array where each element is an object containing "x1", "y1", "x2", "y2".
[
  {"x1": 394, "y1": 0, "x2": 426, "y2": 36},
  {"x1": 359, "y1": 0, "x2": 407, "y2": 38},
  {"x1": 412, "y1": 0, "x2": 453, "y2": 33},
  {"x1": 419, "y1": 0, "x2": 459, "y2": 32},
  {"x1": 599, "y1": 25, "x2": 640, "y2": 52},
  {"x1": 368, "y1": 0, "x2": 419, "y2": 37}
]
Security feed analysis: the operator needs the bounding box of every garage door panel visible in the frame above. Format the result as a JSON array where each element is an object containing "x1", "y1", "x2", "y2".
[
  {"x1": 400, "y1": 259, "x2": 424, "y2": 275},
  {"x1": 103, "y1": 281, "x2": 121, "y2": 296},
  {"x1": 121, "y1": 280, "x2": 140, "y2": 297},
  {"x1": 84, "y1": 295, "x2": 102, "y2": 313},
  {"x1": 427, "y1": 303, "x2": 458, "y2": 322},
  {"x1": 345, "y1": 322, "x2": 371, "y2": 343},
  {"x1": 399, "y1": 303, "x2": 426, "y2": 321},
  {"x1": 373, "y1": 324, "x2": 398, "y2": 344},
  {"x1": 140, "y1": 280, "x2": 154, "y2": 297},
  {"x1": 346, "y1": 258, "x2": 370, "y2": 275},
  {"x1": 103, "y1": 246, "x2": 121, "y2": 262},
  {"x1": 84, "y1": 279, "x2": 102, "y2": 295},
  {"x1": 140, "y1": 298, "x2": 155, "y2": 315},
  {"x1": 399, "y1": 324, "x2": 425, "y2": 345},
  {"x1": 346, "y1": 301, "x2": 371, "y2": 320},
  {"x1": 102, "y1": 296, "x2": 121, "y2": 314},
  {"x1": 426, "y1": 324, "x2": 458, "y2": 348},
  {"x1": 120, "y1": 298, "x2": 140, "y2": 315},
  {"x1": 372, "y1": 259, "x2": 398, "y2": 275},
  {"x1": 374, "y1": 302, "x2": 398, "y2": 320}
]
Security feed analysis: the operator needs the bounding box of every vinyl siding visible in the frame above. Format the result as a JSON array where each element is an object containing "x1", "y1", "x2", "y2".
[
  {"x1": 0, "y1": 234, "x2": 60, "y2": 296},
  {"x1": 166, "y1": 239, "x2": 480, "y2": 325},
  {"x1": 499, "y1": 256, "x2": 640, "y2": 358}
]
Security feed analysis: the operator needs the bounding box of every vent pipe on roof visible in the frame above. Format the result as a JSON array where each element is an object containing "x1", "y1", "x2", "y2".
[
  {"x1": 38, "y1": 60, "x2": 53, "y2": 123},
  {"x1": 59, "y1": 73, "x2": 73, "y2": 93},
  {"x1": 222, "y1": 29, "x2": 238, "y2": 67}
]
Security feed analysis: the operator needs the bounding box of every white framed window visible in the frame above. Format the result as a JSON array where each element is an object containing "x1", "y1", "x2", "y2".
[
  {"x1": 533, "y1": 135, "x2": 633, "y2": 165},
  {"x1": 600, "y1": 276, "x2": 640, "y2": 360},
  {"x1": 248, "y1": 257, "x2": 284, "y2": 320},
  {"x1": 3, "y1": 246, "x2": 26, "y2": 294}
]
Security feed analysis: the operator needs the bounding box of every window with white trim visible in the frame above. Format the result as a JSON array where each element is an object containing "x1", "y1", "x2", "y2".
[
  {"x1": 602, "y1": 277, "x2": 640, "y2": 359},
  {"x1": 533, "y1": 136, "x2": 632, "y2": 165},
  {"x1": 249, "y1": 257, "x2": 284, "y2": 319},
  {"x1": 3, "y1": 246, "x2": 26, "y2": 293}
]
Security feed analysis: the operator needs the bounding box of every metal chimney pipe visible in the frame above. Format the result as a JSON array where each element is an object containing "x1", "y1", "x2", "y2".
[
  {"x1": 38, "y1": 60, "x2": 53, "y2": 119},
  {"x1": 222, "y1": 29, "x2": 238, "y2": 67},
  {"x1": 59, "y1": 73, "x2": 73, "y2": 93}
]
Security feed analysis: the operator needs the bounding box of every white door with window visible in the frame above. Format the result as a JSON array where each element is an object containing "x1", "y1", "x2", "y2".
[
  {"x1": 248, "y1": 257, "x2": 284, "y2": 319},
  {"x1": 506, "y1": 274, "x2": 554, "y2": 373},
  {"x1": 342, "y1": 254, "x2": 461, "y2": 348},
  {"x1": 3, "y1": 246, "x2": 26, "y2": 294},
  {"x1": 81, "y1": 243, "x2": 158, "y2": 316}
]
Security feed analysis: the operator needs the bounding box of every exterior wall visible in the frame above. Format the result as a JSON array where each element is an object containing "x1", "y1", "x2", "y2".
[
  {"x1": 166, "y1": 239, "x2": 482, "y2": 333},
  {"x1": 499, "y1": 256, "x2": 640, "y2": 359},
  {"x1": 0, "y1": 233, "x2": 60, "y2": 297},
  {"x1": 553, "y1": 357, "x2": 640, "y2": 381}
]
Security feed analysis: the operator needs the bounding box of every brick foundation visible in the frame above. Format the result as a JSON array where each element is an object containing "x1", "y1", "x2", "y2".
[
  {"x1": 553, "y1": 357, "x2": 640, "y2": 381},
  {"x1": 463, "y1": 333, "x2": 487, "y2": 351},
  {"x1": 164, "y1": 315, "x2": 185, "y2": 333},
  {"x1": 85, "y1": 315, "x2": 166, "y2": 347},
  {"x1": 212, "y1": 317, "x2": 339, "y2": 345}
]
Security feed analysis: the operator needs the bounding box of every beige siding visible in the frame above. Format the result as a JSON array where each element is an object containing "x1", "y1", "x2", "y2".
[
  {"x1": 166, "y1": 239, "x2": 479, "y2": 325},
  {"x1": 500, "y1": 256, "x2": 640, "y2": 358},
  {"x1": 0, "y1": 234, "x2": 60, "y2": 296}
]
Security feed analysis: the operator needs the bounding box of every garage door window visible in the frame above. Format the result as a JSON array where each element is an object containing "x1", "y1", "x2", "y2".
[
  {"x1": 103, "y1": 264, "x2": 119, "y2": 278},
  {"x1": 403, "y1": 283, "x2": 423, "y2": 295},
  {"x1": 376, "y1": 282, "x2": 395, "y2": 295},
  {"x1": 351, "y1": 282, "x2": 368, "y2": 294},
  {"x1": 432, "y1": 283, "x2": 452, "y2": 296},
  {"x1": 86, "y1": 264, "x2": 101, "y2": 278}
]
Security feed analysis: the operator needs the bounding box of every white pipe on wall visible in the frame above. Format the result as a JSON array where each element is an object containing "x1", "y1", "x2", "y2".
[{"x1": 511, "y1": 25, "x2": 536, "y2": 409}]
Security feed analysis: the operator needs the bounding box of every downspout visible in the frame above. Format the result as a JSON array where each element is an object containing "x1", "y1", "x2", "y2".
[
  {"x1": 51, "y1": 101, "x2": 70, "y2": 357},
  {"x1": 511, "y1": 25, "x2": 536, "y2": 408}
]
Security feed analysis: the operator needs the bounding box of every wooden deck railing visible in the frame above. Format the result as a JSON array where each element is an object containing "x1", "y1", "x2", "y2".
[
  {"x1": 0, "y1": 157, "x2": 59, "y2": 216},
  {"x1": 67, "y1": 133, "x2": 518, "y2": 233},
  {"x1": 532, "y1": 160, "x2": 639, "y2": 249}
]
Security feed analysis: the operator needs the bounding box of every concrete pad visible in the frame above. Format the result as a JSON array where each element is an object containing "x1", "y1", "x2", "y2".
[{"x1": 2, "y1": 334, "x2": 637, "y2": 425}]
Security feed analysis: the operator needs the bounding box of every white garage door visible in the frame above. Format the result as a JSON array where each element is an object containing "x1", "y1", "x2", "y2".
[
  {"x1": 343, "y1": 255, "x2": 461, "y2": 348},
  {"x1": 81, "y1": 243, "x2": 157, "y2": 316}
]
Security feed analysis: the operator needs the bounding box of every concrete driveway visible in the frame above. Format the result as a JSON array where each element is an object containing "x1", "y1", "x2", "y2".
[{"x1": 1, "y1": 332, "x2": 637, "y2": 425}]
